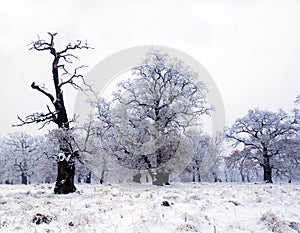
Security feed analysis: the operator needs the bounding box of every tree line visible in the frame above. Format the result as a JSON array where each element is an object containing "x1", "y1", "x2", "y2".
[
  {"x1": 2, "y1": 103, "x2": 300, "y2": 185},
  {"x1": 1, "y1": 33, "x2": 299, "y2": 193}
]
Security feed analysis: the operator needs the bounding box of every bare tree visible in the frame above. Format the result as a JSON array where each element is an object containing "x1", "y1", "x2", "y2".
[
  {"x1": 187, "y1": 134, "x2": 211, "y2": 182},
  {"x1": 15, "y1": 33, "x2": 93, "y2": 194},
  {"x1": 180, "y1": 133, "x2": 223, "y2": 183},
  {"x1": 224, "y1": 149, "x2": 261, "y2": 182},
  {"x1": 226, "y1": 108, "x2": 299, "y2": 183},
  {"x1": 73, "y1": 117, "x2": 109, "y2": 184},
  {"x1": 0, "y1": 132, "x2": 53, "y2": 184}
]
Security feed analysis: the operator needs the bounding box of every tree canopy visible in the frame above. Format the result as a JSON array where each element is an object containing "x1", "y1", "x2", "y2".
[{"x1": 226, "y1": 108, "x2": 299, "y2": 183}]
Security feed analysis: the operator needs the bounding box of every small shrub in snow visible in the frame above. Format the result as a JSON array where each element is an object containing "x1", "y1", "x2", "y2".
[
  {"x1": 161, "y1": 200, "x2": 171, "y2": 207},
  {"x1": 68, "y1": 221, "x2": 74, "y2": 227},
  {"x1": 177, "y1": 223, "x2": 199, "y2": 232},
  {"x1": 0, "y1": 219, "x2": 8, "y2": 228},
  {"x1": 289, "y1": 221, "x2": 300, "y2": 232},
  {"x1": 260, "y1": 211, "x2": 298, "y2": 233},
  {"x1": 32, "y1": 213, "x2": 52, "y2": 225},
  {"x1": 260, "y1": 211, "x2": 284, "y2": 232}
]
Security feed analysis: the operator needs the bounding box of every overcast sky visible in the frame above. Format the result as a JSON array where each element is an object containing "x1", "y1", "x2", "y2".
[{"x1": 1, "y1": 0, "x2": 300, "y2": 137}]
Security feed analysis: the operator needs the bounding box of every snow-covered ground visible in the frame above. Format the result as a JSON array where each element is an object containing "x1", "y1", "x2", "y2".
[{"x1": 0, "y1": 183, "x2": 299, "y2": 233}]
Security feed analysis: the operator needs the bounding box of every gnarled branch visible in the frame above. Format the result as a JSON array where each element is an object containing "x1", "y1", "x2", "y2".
[
  {"x1": 15, "y1": 32, "x2": 94, "y2": 129},
  {"x1": 13, "y1": 110, "x2": 57, "y2": 129},
  {"x1": 31, "y1": 82, "x2": 55, "y2": 103}
]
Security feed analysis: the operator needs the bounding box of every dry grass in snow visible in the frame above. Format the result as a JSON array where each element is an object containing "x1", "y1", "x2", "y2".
[{"x1": 0, "y1": 183, "x2": 299, "y2": 233}]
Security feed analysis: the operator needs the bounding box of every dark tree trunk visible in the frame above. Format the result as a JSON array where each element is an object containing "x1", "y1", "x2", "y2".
[
  {"x1": 153, "y1": 171, "x2": 169, "y2": 186},
  {"x1": 263, "y1": 163, "x2": 273, "y2": 183},
  {"x1": 192, "y1": 168, "x2": 201, "y2": 183},
  {"x1": 99, "y1": 168, "x2": 105, "y2": 184},
  {"x1": 51, "y1": 53, "x2": 77, "y2": 194},
  {"x1": 100, "y1": 164, "x2": 107, "y2": 184},
  {"x1": 54, "y1": 159, "x2": 76, "y2": 194},
  {"x1": 224, "y1": 169, "x2": 228, "y2": 182},
  {"x1": 21, "y1": 172, "x2": 28, "y2": 185},
  {"x1": 77, "y1": 174, "x2": 82, "y2": 183},
  {"x1": 246, "y1": 173, "x2": 251, "y2": 182},
  {"x1": 192, "y1": 172, "x2": 195, "y2": 182},
  {"x1": 85, "y1": 171, "x2": 92, "y2": 184},
  {"x1": 53, "y1": 145, "x2": 77, "y2": 194},
  {"x1": 5, "y1": 180, "x2": 11, "y2": 185},
  {"x1": 30, "y1": 56, "x2": 77, "y2": 194},
  {"x1": 196, "y1": 167, "x2": 201, "y2": 182},
  {"x1": 21, "y1": 161, "x2": 28, "y2": 185},
  {"x1": 213, "y1": 172, "x2": 221, "y2": 182},
  {"x1": 240, "y1": 172, "x2": 245, "y2": 182},
  {"x1": 133, "y1": 173, "x2": 142, "y2": 183},
  {"x1": 52, "y1": 62, "x2": 77, "y2": 194},
  {"x1": 262, "y1": 147, "x2": 273, "y2": 183}
]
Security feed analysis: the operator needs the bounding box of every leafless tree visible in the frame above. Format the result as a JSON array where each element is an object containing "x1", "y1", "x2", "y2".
[
  {"x1": 98, "y1": 49, "x2": 211, "y2": 185},
  {"x1": 15, "y1": 32, "x2": 93, "y2": 194},
  {"x1": 0, "y1": 132, "x2": 54, "y2": 184},
  {"x1": 224, "y1": 149, "x2": 261, "y2": 182},
  {"x1": 226, "y1": 108, "x2": 299, "y2": 183}
]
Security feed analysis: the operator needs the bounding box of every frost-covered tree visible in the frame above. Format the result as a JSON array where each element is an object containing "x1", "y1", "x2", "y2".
[
  {"x1": 72, "y1": 100, "x2": 139, "y2": 184},
  {"x1": 0, "y1": 132, "x2": 55, "y2": 184},
  {"x1": 281, "y1": 97, "x2": 300, "y2": 181},
  {"x1": 15, "y1": 33, "x2": 92, "y2": 194},
  {"x1": 226, "y1": 108, "x2": 299, "y2": 183},
  {"x1": 181, "y1": 133, "x2": 223, "y2": 182},
  {"x1": 96, "y1": 49, "x2": 211, "y2": 185},
  {"x1": 224, "y1": 149, "x2": 261, "y2": 182},
  {"x1": 72, "y1": 117, "x2": 110, "y2": 184},
  {"x1": 200, "y1": 134, "x2": 224, "y2": 182},
  {"x1": 295, "y1": 95, "x2": 300, "y2": 105}
]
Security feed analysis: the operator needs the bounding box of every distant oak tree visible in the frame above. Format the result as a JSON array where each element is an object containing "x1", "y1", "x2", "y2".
[{"x1": 226, "y1": 108, "x2": 299, "y2": 183}]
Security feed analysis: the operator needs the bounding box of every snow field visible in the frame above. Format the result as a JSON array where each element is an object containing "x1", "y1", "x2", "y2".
[{"x1": 0, "y1": 183, "x2": 299, "y2": 233}]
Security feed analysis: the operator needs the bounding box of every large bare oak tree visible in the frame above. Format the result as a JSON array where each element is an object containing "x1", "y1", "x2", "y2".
[{"x1": 16, "y1": 32, "x2": 93, "y2": 194}]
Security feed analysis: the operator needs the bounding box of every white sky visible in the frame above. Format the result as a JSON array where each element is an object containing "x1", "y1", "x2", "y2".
[{"x1": 1, "y1": 0, "x2": 300, "y2": 137}]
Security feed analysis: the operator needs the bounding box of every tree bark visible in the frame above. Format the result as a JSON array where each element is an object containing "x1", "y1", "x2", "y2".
[
  {"x1": 213, "y1": 172, "x2": 221, "y2": 182},
  {"x1": 21, "y1": 172, "x2": 28, "y2": 185},
  {"x1": 54, "y1": 159, "x2": 76, "y2": 194},
  {"x1": 262, "y1": 147, "x2": 273, "y2": 183},
  {"x1": 85, "y1": 171, "x2": 92, "y2": 184},
  {"x1": 240, "y1": 172, "x2": 245, "y2": 182},
  {"x1": 262, "y1": 163, "x2": 273, "y2": 183},
  {"x1": 196, "y1": 167, "x2": 201, "y2": 182},
  {"x1": 52, "y1": 61, "x2": 77, "y2": 194},
  {"x1": 224, "y1": 169, "x2": 228, "y2": 182},
  {"x1": 192, "y1": 167, "x2": 201, "y2": 182},
  {"x1": 133, "y1": 173, "x2": 142, "y2": 183},
  {"x1": 153, "y1": 170, "x2": 169, "y2": 186},
  {"x1": 21, "y1": 160, "x2": 28, "y2": 185},
  {"x1": 246, "y1": 173, "x2": 251, "y2": 182},
  {"x1": 100, "y1": 169, "x2": 105, "y2": 184},
  {"x1": 192, "y1": 171, "x2": 195, "y2": 182}
]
